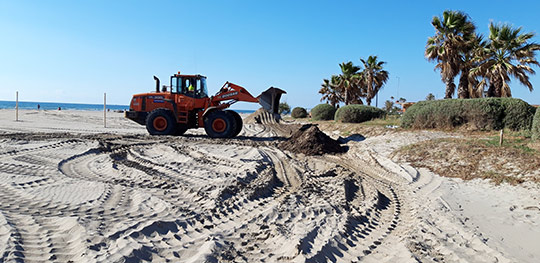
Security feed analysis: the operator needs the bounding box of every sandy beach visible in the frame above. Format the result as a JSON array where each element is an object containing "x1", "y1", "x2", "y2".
[{"x1": 0, "y1": 109, "x2": 539, "y2": 262}]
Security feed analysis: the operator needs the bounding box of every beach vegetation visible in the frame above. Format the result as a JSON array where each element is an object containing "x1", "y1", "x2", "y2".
[
  {"x1": 361, "y1": 56, "x2": 389, "y2": 106},
  {"x1": 393, "y1": 136, "x2": 540, "y2": 185},
  {"x1": 291, "y1": 107, "x2": 308, "y2": 118},
  {"x1": 336, "y1": 62, "x2": 364, "y2": 105},
  {"x1": 426, "y1": 10, "x2": 476, "y2": 99},
  {"x1": 311, "y1": 104, "x2": 336, "y2": 121},
  {"x1": 401, "y1": 97, "x2": 535, "y2": 131},
  {"x1": 319, "y1": 76, "x2": 343, "y2": 107},
  {"x1": 532, "y1": 107, "x2": 540, "y2": 141},
  {"x1": 279, "y1": 102, "x2": 291, "y2": 115},
  {"x1": 335, "y1": 104, "x2": 385, "y2": 123},
  {"x1": 426, "y1": 10, "x2": 540, "y2": 98},
  {"x1": 384, "y1": 97, "x2": 401, "y2": 114},
  {"x1": 471, "y1": 23, "x2": 540, "y2": 97},
  {"x1": 319, "y1": 56, "x2": 389, "y2": 107}
]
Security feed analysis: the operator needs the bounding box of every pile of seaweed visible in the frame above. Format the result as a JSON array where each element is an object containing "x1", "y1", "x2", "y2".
[{"x1": 279, "y1": 124, "x2": 345, "y2": 155}]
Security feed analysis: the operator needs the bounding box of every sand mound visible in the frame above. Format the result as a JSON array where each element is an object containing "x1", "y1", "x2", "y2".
[
  {"x1": 244, "y1": 108, "x2": 281, "y2": 124},
  {"x1": 280, "y1": 124, "x2": 345, "y2": 155}
]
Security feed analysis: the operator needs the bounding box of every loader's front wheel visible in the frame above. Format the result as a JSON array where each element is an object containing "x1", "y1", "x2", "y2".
[
  {"x1": 226, "y1": 110, "x2": 243, "y2": 138},
  {"x1": 146, "y1": 109, "x2": 176, "y2": 135},
  {"x1": 204, "y1": 110, "x2": 236, "y2": 138}
]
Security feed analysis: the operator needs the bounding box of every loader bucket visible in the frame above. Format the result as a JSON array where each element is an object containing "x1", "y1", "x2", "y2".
[{"x1": 257, "y1": 87, "x2": 286, "y2": 114}]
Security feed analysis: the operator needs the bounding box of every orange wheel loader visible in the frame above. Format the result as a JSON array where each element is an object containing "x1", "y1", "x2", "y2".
[{"x1": 125, "y1": 72, "x2": 285, "y2": 138}]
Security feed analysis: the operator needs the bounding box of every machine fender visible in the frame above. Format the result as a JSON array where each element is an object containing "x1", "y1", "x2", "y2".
[
  {"x1": 202, "y1": 107, "x2": 219, "y2": 118},
  {"x1": 164, "y1": 99, "x2": 178, "y2": 122}
]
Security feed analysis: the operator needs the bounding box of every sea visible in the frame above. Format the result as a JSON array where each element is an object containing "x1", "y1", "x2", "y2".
[{"x1": 0, "y1": 100, "x2": 255, "y2": 114}]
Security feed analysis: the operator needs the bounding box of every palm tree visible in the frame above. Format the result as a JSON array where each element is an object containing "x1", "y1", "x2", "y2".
[
  {"x1": 319, "y1": 76, "x2": 343, "y2": 107},
  {"x1": 458, "y1": 34, "x2": 485, "y2": 98},
  {"x1": 336, "y1": 61, "x2": 362, "y2": 105},
  {"x1": 360, "y1": 55, "x2": 389, "y2": 105},
  {"x1": 471, "y1": 22, "x2": 540, "y2": 97},
  {"x1": 426, "y1": 10, "x2": 476, "y2": 98},
  {"x1": 426, "y1": 93, "x2": 436, "y2": 100}
]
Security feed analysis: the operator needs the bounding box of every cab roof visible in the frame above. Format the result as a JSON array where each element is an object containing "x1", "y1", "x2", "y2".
[{"x1": 172, "y1": 74, "x2": 207, "y2": 79}]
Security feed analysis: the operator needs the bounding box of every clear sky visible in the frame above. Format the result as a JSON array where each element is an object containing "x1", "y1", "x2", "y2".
[{"x1": 2, "y1": 0, "x2": 540, "y2": 109}]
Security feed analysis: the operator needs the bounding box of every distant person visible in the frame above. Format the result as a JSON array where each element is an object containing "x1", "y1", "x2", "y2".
[
  {"x1": 58, "y1": 107, "x2": 61, "y2": 111},
  {"x1": 37, "y1": 104, "x2": 40, "y2": 110}
]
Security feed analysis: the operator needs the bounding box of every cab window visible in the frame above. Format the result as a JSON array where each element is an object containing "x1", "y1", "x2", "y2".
[
  {"x1": 199, "y1": 78, "x2": 208, "y2": 98},
  {"x1": 171, "y1": 76, "x2": 209, "y2": 98}
]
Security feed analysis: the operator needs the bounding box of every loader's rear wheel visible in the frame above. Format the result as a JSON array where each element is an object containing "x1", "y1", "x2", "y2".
[
  {"x1": 146, "y1": 109, "x2": 176, "y2": 135},
  {"x1": 153, "y1": 117, "x2": 168, "y2": 131},
  {"x1": 204, "y1": 110, "x2": 236, "y2": 138},
  {"x1": 226, "y1": 110, "x2": 243, "y2": 138}
]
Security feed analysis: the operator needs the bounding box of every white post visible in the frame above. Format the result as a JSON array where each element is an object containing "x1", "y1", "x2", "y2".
[
  {"x1": 15, "y1": 91, "x2": 19, "y2": 121},
  {"x1": 104, "y1": 93, "x2": 107, "y2": 128}
]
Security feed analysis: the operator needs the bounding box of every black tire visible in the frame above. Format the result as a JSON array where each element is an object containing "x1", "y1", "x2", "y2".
[
  {"x1": 174, "y1": 124, "x2": 188, "y2": 136},
  {"x1": 204, "y1": 110, "x2": 236, "y2": 138},
  {"x1": 146, "y1": 109, "x2": 176, "y2": 135},
  {"x1": 226, "y1": 110, "x2": 243, "y2": 138}
]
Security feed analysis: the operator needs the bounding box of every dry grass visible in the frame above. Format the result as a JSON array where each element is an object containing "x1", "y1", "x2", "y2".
[
  {"x1": 393, "y1": 135, "x2": 540, "y2": 185},
  {"x1": 284, "y1": 114, "x2": 540, "y2": 185}
]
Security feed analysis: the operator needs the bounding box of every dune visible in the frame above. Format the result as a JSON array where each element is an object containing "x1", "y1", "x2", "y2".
[{"x1": 0, "y1": 109, "x2": 538, "y2": 262}]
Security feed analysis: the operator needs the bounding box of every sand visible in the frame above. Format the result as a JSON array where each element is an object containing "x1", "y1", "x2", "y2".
[{"x1": 0, "y1": 109, "x2": 538, "y2": 262}]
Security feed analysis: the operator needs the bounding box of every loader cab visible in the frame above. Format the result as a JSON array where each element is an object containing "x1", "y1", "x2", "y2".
[{"x1": 171, "y1": 74, "x2": 209, "y2": 99}]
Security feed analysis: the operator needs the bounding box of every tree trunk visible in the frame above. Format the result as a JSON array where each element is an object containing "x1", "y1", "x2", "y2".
[
  {"x1": 487, "y1": 77, "x2": 503, "y2": 97},
  {"x1": 367, "y1": 77, "x2": 373, "y2": 106},
  {"x1": 344, "y1": 89, "x2": 349, "y2": 105},
  {"x1": 486, "y1": 82, "x2": 496, "y2": 97},
  {"x1": 469, "y1": 78, "x2": 480, "y2": 98},
  {"x1": 457, "y1": 71, "x2": 470, "y2": 99},
  {"x1": 495, "y1": 85, "x2": 502, "y2": 97},
  {"x1": 444, "y1": 79, "x2": 456, "y2": 99}
]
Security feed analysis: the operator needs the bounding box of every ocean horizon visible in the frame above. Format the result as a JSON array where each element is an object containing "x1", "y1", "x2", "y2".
[{"x1": 0, "y1": 100, "x2": 256, "y2": 114}]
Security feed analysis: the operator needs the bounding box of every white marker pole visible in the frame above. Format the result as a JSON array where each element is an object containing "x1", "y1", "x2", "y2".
[
  {"x1": 15, "y1": 91, "x2": 19, "y2": 121},
  {"x1": 104, "y1": 93, "x2": 107, "y2": 128}
]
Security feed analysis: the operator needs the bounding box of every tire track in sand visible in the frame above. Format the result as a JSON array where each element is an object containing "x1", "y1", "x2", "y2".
[{"x1": 0, "y1": 126, "x2": 419, "y2": 262}]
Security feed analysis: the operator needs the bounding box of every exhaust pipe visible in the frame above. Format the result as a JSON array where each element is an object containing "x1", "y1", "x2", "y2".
[{"x1": 153, "y1": 76, "x2": 160, "y2": 93}]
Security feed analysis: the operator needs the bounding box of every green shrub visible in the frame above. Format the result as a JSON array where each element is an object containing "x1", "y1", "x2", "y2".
[
  {"x1": 291, "y1": 107, "x2": 308, "y2": 118},
  {"x1": 335, "y1": 104, "x2": 385, "y2": 123},
  {"x1": 402, "y1": 98, "x2": 535, "y2": 131},
  {"x1": 311, "y1": 104, "x2": 336, "y2": 121},
  {"x1": 532, "y1": 107, "x2": 540, "y2": 141},
  {"x1": 500, "y1": 99, "x2": 537, "y2": 130},
  {"x1": 278, "y1": 102, "x2": 291, "y2": 115}
]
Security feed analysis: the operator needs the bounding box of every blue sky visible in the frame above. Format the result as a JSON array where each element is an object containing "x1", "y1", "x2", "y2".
[{"x1": 1, "y1": 0, "x2": 540, "y2": 109}]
